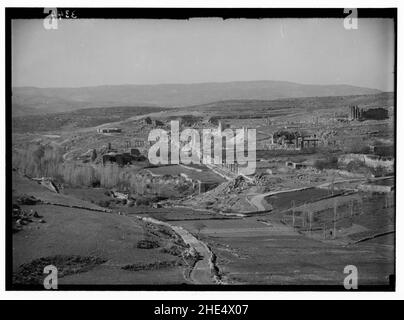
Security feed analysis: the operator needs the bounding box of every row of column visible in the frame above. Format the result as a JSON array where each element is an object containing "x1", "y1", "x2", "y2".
[{"x1": 349, "y1": 105, "x2": 362, "y2": 120}]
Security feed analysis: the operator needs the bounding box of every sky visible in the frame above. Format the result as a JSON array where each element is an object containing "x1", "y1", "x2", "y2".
[{"x1": 12, "y1": 18, "x2": 395, "y2": 91}]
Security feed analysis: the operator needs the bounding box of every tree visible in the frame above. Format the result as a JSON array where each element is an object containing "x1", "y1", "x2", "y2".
[
  {"x1": 91, "y1": 149, "x2": 97, "y2": 162},
  {"x1": 193, "y1": 222, "x2": 207, "y2": 235}
]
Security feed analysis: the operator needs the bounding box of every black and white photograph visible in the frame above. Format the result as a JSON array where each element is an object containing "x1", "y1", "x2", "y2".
[{"x1": 4, "y1": 5, "x2": 397, "y2": 294}]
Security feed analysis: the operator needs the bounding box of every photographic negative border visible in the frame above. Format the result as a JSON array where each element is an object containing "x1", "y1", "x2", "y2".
[{"x1": 5, "y1": 7, "x2": 397, "y2": 291}]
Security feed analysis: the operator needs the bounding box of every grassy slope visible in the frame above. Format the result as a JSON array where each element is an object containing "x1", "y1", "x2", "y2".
[{"x1": 12, "y1": 173, "x2": 189, "y2": 285}]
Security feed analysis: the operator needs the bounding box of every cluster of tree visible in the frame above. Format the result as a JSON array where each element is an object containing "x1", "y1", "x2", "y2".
[
  {"x1": 13, "y1": 144, "x2": 194, "y2": 198},
  {"x1": 361, "y1": 107, "x2": 389, "y2": 120},
  {"x1": 273, "y1": 130, "x2": 297, "y2": 143},
  {"x1": 179, "y1": 115, "x2": 203, "y2": 127},
  {"x1": 13, "y1": 143, "x2": 64, "y2": 180}
]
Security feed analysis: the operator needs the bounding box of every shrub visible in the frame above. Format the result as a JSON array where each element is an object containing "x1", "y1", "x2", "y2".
[
  {"x1": 135, "y1": 198, "x2": 150, "y2": 206},
  {"x1": 371, "y1": 165, "x2": 389, "y2": 177},
  {"x1": 346, "y1": 160, "x2": 372, "y2": 175},
  {"x1": 161, "y1": 244, "x2": 183, "y2": 256},
  {"x1": 136, "y1": 239, "x2": 160, "y2": 249},
  {"x1": 342, "y1": 138, "x2": 370, "y2": 154},
  {"x1": 374, "y1": 145, "x2": 394, "y2": 157},
  {"x1": 97, "y1": 200, "x2": 111, "y2": 208},
  {"x1": 362, "y1": 108, "x2": 389, "y2": 120},
  {"x1": 193, "y1": 222, "x2": 207, "y2": 234},
  {"x1": 314, "y1": 156, "x2": 339, "y2": 170}
]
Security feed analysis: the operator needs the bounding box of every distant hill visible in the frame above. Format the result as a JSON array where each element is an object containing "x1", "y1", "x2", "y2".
[
  {"x1": 12, "y1": 106, "x2": 165, "y2": 133},
  {"x1": 12, "y1": 92, "x2": 394, "y2": 134},
  {"x1": 160, "y1": 92, "x2": 394, "y2": 122},
  {"x1": 12, "y1": 80, "x2": 383, "y2": 116},
  {"x1": 183, "y1": 92, "x2": 394, "y2": 113}
]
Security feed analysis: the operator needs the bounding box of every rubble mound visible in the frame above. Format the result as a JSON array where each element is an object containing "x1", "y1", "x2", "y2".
[
  {"x1": 181, "y1": 175, "x2": 257, "y2": 212},
  {"x1": 12, "y1": 204, "x2": 43, "y2": 233},
  {"x1": 223, "y1": 176, "x2": 251, "y2": 193},
  {"x1": 192, "y1": 176, "x2": 250, "y2": 200}
]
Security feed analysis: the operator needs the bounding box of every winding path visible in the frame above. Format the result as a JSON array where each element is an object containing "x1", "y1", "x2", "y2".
[
  {"x1": 138, "y1": 216, "x2": 216, "y2": 284},
  {"x1": 247, "y1": 193, "x2": 271, "y2": 211},
  {"x1": 246, "y1": 176, "x2": 378, "y2": 212},
  {"x1": 247, "y1": 186, "x2": 315, "y2": 212}
]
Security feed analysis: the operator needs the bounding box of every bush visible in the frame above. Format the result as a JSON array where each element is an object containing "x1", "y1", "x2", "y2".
[
  {"x1": 362, "y1": 108, "x2": 389, "y2": 120},
  {"x1": 374, "y1": 145, "x2": 394, "y2": 157},
  {"x1": 314, "y1": 156, "x2": 339, "y2": 170},
  {"x1": 193, "y1": 222, "x2": 207, "y2": 234},
  {"x1": 98, "y1": 200, "x2": 111, "y2": 208},
  {"x1": 136, "y1": 239, "x2": 160, "y2": 249},
  {"x1": 346, "y1": 160, "x2": 372, "y2": 175},
  {"x1": 135, "y1": 198, "x2": 150, "y2": 206},
  {"x1": 160, "y1": 244, "x2": 183, "y2": 256},
  {"x1": 343, "y1": 138, "x2": 369, "y2": 154},
  {"x1": 371, "y1": 165, "x2": 389, "y2": 177}
]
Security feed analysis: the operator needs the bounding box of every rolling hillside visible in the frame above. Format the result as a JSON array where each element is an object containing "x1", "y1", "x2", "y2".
[
  {"x1": 12, "y1": 92, "x2": 394, "y2": 134},
  {"x1": 12, "y1": 80, "x2": 383, "y2": 116},
  {"x1": 182, "y1": 92, "x2": 394, "y2": 115},
  {"x1": 12, "y1": 106, "x2": 165, "y2": 133}
]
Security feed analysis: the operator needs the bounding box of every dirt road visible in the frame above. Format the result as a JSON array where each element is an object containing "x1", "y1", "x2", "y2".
[
  {"x1": 139, "y1": 216, "x2": 215, "y2": 285},
  {"x1": 247, "y1": 193, "x2": 271, "y2": 211},
  {"x1": 171, "y1": 225, "x2": 213, "y2": 284}
]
